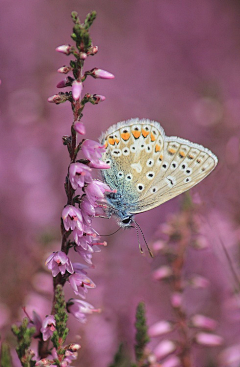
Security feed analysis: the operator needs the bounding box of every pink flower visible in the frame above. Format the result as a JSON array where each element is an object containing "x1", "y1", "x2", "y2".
[
  {"x1": 153, "y1": 340, "x2": 176, "y2": 360},
  {"x1": 195, "y1": 332, "x2": 223, "y2": 346},
  {"x1": 69, "y1": 272, "x2": 96, "y2": 298},
  {"x1": 74, "y1": 121, "x2": 86, "y2": 135},
  {"x1": 153, "y1": 266, "x2": 172, "y2": 280},
  {"x1": 72, "y1": 227, "x2": 85, "y2": 245},
  {"x1": 72, "y1": 81, "x2": 83, "y2": 100},
  {"x1": 62, "y1": 205, "x2": 83, "y2": 232},
  {"x1": 88, "y1": 160, "x2": 110, "y2": 169},
  {"x1": 75, "y1": 244, "x2": 100, "y2": 264},
  {"x1": 191, "y1": 314, "x2": 217, "y2": 330},
  {"x1": 40, "y1": 315, "x2": 56, "y2": 341},
  {"x1": 67, "y1": 299, "x2": 100, "y2": 323},
  {"x1": 90, "y1": 68, "x2": 114, "y2": 79},
  {"x1": 80, "y1": 197, "x2": 96, "y2": 224},
  {"x1": 149, "y1": 321, "x2": 173, "y2": 337},
  {"x1": 46, "y1": 251, "x2": 74, "y2": 277},
  {"x1": 81, "y1": 139, "x2": 106, "y2": 165},
  {"x1": 69, "y1": 163, "x2": 92, "y2": 190},
  {"x1": 85, "y1": 180, "x2": 112, "y2": 205}
]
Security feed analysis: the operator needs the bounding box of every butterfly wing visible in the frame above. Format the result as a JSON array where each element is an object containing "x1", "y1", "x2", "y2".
[
  {"x1": 100, "y1": 118, "x2": 218, "y2": 216},
  {"x1": 127, "y1": 136, "x2": 218, "y2": 214}
]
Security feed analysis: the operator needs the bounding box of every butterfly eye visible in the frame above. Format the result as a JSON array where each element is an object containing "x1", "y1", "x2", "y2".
[
  {"x1": 137, "y1": 183, "x2": 145, "y2": 192},
  {"x1": 122, "y1": 217, "x2": 132, "y2": 225}
]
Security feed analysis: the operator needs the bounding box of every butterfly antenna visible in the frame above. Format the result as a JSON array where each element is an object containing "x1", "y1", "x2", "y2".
[
  {"x1": 133, "y1": 220, "x2": 153, "y2": 258},
  {"x1": 99, "y1": 227, "x2": 122, "y2": 236}
]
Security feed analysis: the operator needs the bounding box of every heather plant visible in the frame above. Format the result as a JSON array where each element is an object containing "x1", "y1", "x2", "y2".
[
  {"x1": 1, "y1": 8, "x2": 238, "y2": 367},
  {"x1": 9, "y1": 10, "x2": 115, "y2": 367}
]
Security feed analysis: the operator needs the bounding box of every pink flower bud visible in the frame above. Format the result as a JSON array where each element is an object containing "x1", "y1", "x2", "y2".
[
  {"x1": 149, "y1": 321, "x2": 173, "y2": 337},
  {"x1": 87, "y1": 45, "x2": 98, "y2": 55},
  {"x1": 195, "y1": 332, "x2": 223, "y2": 346},
  {"x1": 153, "y1": 266, "x2": 172, "y2": 280},
  {"x1": 56, "y1": 44, "x2": 72, "y2": 55},
  {"x1": 67, "y1": 343, "x2": 81, "y2": 352},
  {"x1": 48, "y1": 93, "x2": 67, "y2": 104},
  {"x1": 220, "y1": 345, "x2": 240, "y2": 366},
  {"x1": 92, "y1": 94, "x2": 106, "y2": 104},
  {"x1": 90, "y1": 68, "x2": 114, "y2": 79},
  {"x1": 153, "y1": 340, "x2": 176, "y2": 360},
  {"x1": 188, "y1": 275, "x2": 210, "y2": 288},
  {"x1": 80, "y1": 52, "x2": 87, "y2": 60},
  {"x1": 161, "y1": 356, "x2": 181, "y2": 367},
  {"x1": 57, "y1": 65, "x2": 72, "y2": 74},
  {"x1": 152, "y1": 240, "x2": 165, "y2": 252},
  {"x1": 57, "y1": 76, "x2": 74, "y2": 88},
  {"x1": 191, "y1": 314, "x2": 217, "y2": 330},
  {"x1": 74, "y1": 121, "x2": 86, "y2": 135},
  {"x1": 72, "y1": 81, "x2": 83, "y2": 100},
  {"x1": 171, "y1": 292, "x2": 182, "y2": 308}
]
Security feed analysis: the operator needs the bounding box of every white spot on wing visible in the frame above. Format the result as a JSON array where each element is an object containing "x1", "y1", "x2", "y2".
[{"x1": 131, "y1": 162, "x2": 142, "y2": 173}]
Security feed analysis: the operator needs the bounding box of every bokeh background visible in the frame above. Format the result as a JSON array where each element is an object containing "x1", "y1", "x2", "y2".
[{"x1": 1, "y1": 0, "x2": 240, "y2": 366}]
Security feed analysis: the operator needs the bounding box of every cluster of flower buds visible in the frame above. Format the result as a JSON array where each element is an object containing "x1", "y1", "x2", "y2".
[
  {"x1": 36, "y1": 344, "x2": 81, "y2": 366},
  {"x1": 149, "y1": 201, "x2": 223, "y2": 366}
]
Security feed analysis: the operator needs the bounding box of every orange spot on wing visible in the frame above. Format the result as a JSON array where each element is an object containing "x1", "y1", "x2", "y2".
[
  {"x1": 159, "y1": 154, "x2": 163, "y2": 161},
  {"x1": 179, "y1": 151, "x2": 186, "y2": 157},
  {"x1": 104, "y1": 142, "x2": 108, "y2": 148},
  {"x1": 121, "y1": 132, "x2": 130, "y2": 141},
  {"x1": 132, "y1": 130, "x2": 141, "y2": 139},
  {"x1": 108, "y1": 138, "x2": 115, "y2": 145},
  {"x1": 115, "y1": 138, "x2": 120, "y2": 144},
  {"x1": 188, "y1": 154, "x2": 194, "y2": 159},
  {"x1": 142, "y1": 129, "x2": 150, "y2": 138},
  {"x1": 155, "y1": 144, "x2": 161, "y2": 152},
  {"x1": 150, "y1": 132, "x2": 156, "y2": 142},
  {"x1": 168, "y1": 148, "x2": 176, "y2": 154}
]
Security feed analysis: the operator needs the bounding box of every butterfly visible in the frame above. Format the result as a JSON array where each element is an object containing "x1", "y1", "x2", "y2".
[{"x1": 100, "y1": 118, "x2": 218, "y2": 227}]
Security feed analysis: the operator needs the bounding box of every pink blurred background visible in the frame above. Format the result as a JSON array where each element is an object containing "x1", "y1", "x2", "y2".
[{"x1": 1, "y1": 0, "x2": 240, "y2": 366}]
